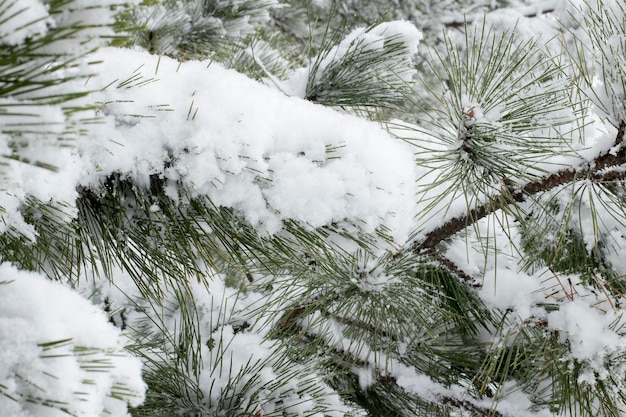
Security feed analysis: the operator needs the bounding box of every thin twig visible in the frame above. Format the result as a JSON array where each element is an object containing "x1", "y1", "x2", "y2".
[{"x1": 548, "y1": 267, "x2": 574, "y2": 301}]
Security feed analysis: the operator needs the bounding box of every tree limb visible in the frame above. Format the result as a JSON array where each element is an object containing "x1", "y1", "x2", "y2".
[
  {"x1": 292, "y1": 329, "x2": 509, "y2": 417},
  {"x1": 415, "y1": 121, "x2": 626, "y2": 252}
]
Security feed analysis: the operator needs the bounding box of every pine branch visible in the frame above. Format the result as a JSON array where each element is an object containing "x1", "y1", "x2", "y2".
[
  {"x1": 438, "y1": 395, "x2": 506, "y2": 417},
  {"x1": 290, "y1": 327, "x2": 509, "y2": 417},
  {"x1": 431, "y1": 252, "x2": 480, "y2": 288},
  {"x1": 415, "y1": 121, "x2": 626, "y2": 252},
  {"x1": 442, "y1": 3, "x2": 557, "y2": 29}
]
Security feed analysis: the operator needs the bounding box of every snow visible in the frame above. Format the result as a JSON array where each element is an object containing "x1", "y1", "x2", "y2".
[
  {"x1": 132, "y1": 0, "x2": 279, "y2": 56},
  {"x1": 0, "y1": 0, "x2": 142, "y2": 240},
  {"x1": 548, "y1": 299, "x2": 626, "y2": 363},
  {"x1": 442, "y1": 210, "x2": 626, "y2": 392},
  {"x1": 0, "y1": 0, "x2": 54, "y2": 45},
  {"x1": 392, "y1": 360, "x2": 556, "y2": 417},
  {"x1": 0, "y1": 0, "x2": 51, "y2": 46},
  {"x1": 354, "y1": 366, "x2": 375, "y2": 390},
  {"x1": 324, "y1": 21, "x2": 422, "y2": 74},
  {"x1": 86, "y1": 266, "x2": 350, "y2": 416},
  {"x1": 73, "y1": 46, "x2": 419, "y2": 243},
  {"x1": 0, "y1": 263, "x2": 145, "y2": 417},
  {"x1": 445, "y1": 223, "x2": 545, "y2": 322}
]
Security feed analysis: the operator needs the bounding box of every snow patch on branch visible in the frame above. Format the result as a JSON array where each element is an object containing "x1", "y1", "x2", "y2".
[
  {"x1": 79, "y1": 47, "x2": 418, "y2": 242},
  {"x1": 282, "y1": 20, "x2": 422, "y2": 104},
  {"x1": 548, "y1": 299, "x2": 626, "y2": 374},
  {"x1": 0, "y1": 0, "x2": 52, "y2": 45},
  {"x1": 0, "y1": 263, "x2": 145, "y2": 416}
]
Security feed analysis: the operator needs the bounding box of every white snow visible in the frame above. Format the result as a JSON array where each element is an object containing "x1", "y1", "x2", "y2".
[
  {"x1": 73, "y1": 47, "x2": 419, "y2": 243},
  {"x1": 0, "y1": 0, "x2": 51, "y2": 46},
  {"x1": 393, "y1": 360, "x2": 556, "y2": 417},
  {"x1": 0, "y1": 263, "x2": 145, "y2": 417},
  {"x1": 548, "y1": 299, "x2": 626, "y2": 363}
]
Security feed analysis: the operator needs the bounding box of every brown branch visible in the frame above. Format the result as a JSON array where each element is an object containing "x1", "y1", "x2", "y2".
[
  {"x1": 415, "y1": 121, "x2": 626, "y2": 252},
  {"x1": 431, "y1": 251, "x2": 481, "y2": 288},
  {"x1": 440, "y1": 395, "x2": 506, "y2": 417}
]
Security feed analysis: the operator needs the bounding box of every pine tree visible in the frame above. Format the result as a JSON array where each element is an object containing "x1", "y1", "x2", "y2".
[{"x1": 4, "y1": 1, "x2": 626, "y2": 417}]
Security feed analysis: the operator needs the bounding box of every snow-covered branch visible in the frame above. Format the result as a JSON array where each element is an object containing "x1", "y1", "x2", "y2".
[
  {"x1": 415, "y1": 121, "x2": 626, "y2": 252},
  {"x1": 441, "y1": 0, "x2": 562, "y2": 28}
]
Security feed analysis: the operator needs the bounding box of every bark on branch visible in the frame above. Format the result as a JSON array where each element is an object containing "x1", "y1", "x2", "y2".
[{"x1": 415, "y1": 121, "x2": 626, "y2": 252}]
